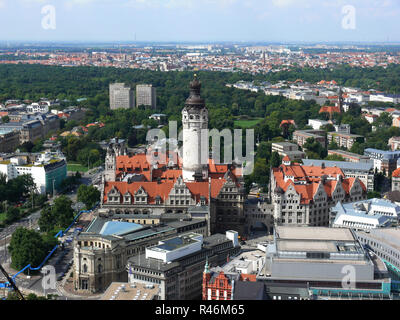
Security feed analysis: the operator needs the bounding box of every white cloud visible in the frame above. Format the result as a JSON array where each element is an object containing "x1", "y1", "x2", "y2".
[{"x1": 271, "y1": 0, "x2": 297, "y2": 7}]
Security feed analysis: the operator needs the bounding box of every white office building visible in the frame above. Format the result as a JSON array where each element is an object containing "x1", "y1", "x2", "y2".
[
  {"x1": 0, "y1": 152, "x2": 67, "y2": 194},
  {"x1": 109, "y1": 83, "x2": 135, "y2": 110},
  {"x1": 330, "y1": 199, "x2": 400, "y2": 231},
  {"x1": 136, "y1": 84, "x2": 156, "y2": 109},
  {"x1": 26, "y1": 102, "x2": 50, "y2": 114}
]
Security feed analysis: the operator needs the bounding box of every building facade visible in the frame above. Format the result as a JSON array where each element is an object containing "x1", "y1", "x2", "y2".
[
  {"x1": 109, "y1": 83, "x2": 135, "y2": 110},
  {"x1": 258, "y1": 226, "x2": 392, "y2": 299},
  {"x1": 293, "y1": 130, "x2": 326, "y2": 148},
  {"x1": 330, "y1": 199, "x2": 397, "y2": 231},
  {"x1": 127, "y1": 231, "x2": 240, "y2": 300},
  {"x1": 328, "y1": 149, "x2": 372, "y2": 163},
  {"x1": 0, "y1": 130, "x2": 20, "y2": 153},
  {"x1": 356, "y1": 228, "x2": 400, "y2": 279},
  {"x1": 364, "y1": 148, "x2": 400, "y2": 175},
  {"x1": 73, "y1": 217, "x2": 208, "y2": 293},
  {"x1": 271, "y1": 142, "x2": 305, "y2": 161},
  {"x1": 327, "y1": 132, "x2": 364, "y2": 150},
  {"x1": 136, "y1": 84, "x2": 156, "y2": 109},
  {"x1": 269, "y1": 158, "x2": 367, "y2": 227},
  {"x1": 302, "y1": 159, "x2": 374, "y2": 192},
  {"x1": 0, "y1": 152, "x2": 67, "y2": 194}
]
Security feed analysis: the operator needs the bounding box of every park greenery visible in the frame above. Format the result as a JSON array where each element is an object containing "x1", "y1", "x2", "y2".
[{"x1": 0, "y1": 64, "x2": 399, "y2": 193}]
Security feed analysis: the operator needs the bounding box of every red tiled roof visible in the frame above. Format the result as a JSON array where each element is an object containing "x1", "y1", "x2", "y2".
[
  {"x1": 319, "y1": 106, "x2": 341, "y2": 114},
  {"x1": 103, "y1": 178, "x2": 227, "y2": 205},
  {"x1": 392, "y1": 168, "x2": 400, "y2": 178},
  {"x1": 280, "y1": 120, "x2": 296, "y2": 127},
  {"x1": 272, "y1": 163, "x2": 365, "y2": 204}
]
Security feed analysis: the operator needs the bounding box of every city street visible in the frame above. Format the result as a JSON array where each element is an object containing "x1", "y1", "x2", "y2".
[{"x1": 0, "y1": 170, "x2": 101, "y2": 299}]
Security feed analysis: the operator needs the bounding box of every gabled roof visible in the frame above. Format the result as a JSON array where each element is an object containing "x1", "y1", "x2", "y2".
[
  {"x1": 272, "y1": 163, "x2": 366, "y2": 204},
  {"x1": 319, "y1": 106, "x2": 341, "y2": 114}
]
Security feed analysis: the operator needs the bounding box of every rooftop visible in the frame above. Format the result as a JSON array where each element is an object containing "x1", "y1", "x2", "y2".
[
  {"x1": 276, "y1": 226, "x2": 355, "y2": 242},
  {"x1": 150, "y1": 233, "x2": 201, "y2": 253},
  {"x1": 100, "y1": 282, "x2": 159, "y2": 301},
  {"x1": 302, "y1": 159, "x2": 373, "y2": 171},
  {"x1": 99, "y1": 221, "x2": 143, "y2": 236}
]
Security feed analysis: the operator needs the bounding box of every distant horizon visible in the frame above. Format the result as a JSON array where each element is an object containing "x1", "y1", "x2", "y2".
[
  {"x1": 0, "y1": 0, "x2": 399, "y2": 43},
  {"x1": 1, "y1": 40, "x2": 400, "y2": 46}
]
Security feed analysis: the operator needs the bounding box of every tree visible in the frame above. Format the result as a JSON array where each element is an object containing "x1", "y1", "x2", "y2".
[
  {"x1": 52, "y1": 196, "x2": 75, "y2": 229},
  {"x1": 270, "y1": 151, "x2": 281, "y2": 168},
  {"x1": 5, "y1": 207, "x2": 20, "y2": 224},
  {"x1": 325, "y1": 154, "x2": 345, "y2": 162},
  {"x1": 2, "y1": 115, "x2": 10, "y2": 123},
  {"x1": 77, "y1": 185, "x2": 100, "y2": 210},
  {"x1": 18, "y1": 141, "x2": 35, "y2": 153},
  {"x1": 303, "y1": 137, "x2": 327, "y2": 159},
  {"x1": 38, "y1": 205, "x2": 55, "y2": 233},
  {"x1": 350, "y1": 142, "x2": 365, "y2": 155},
  {"x1": 368, "y1": 191, "x2": 381, "y2": 199},
  {"x1": 252, "y1": 158, "x2": 269, "y2": 190},
  {"x1": 38, "y1": 196, "x2": 74, "y2": 233},
  {"x1": 8, "y1": 227, "x2": 55, "y2": 270},
  {"x1": 321, "y1": 123, "x2": 335, "y2": 132},
  {"x1": 328, "y1": 139, "x2": 339, "y2": 150},
  {"x1": 375, "y1": 112, "x2": 393, "y2": 128}
]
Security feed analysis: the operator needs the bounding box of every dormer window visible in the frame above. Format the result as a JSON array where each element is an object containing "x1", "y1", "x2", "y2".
[{"x1": 124, "y1": 192, "x2": 131, "y2": 204}]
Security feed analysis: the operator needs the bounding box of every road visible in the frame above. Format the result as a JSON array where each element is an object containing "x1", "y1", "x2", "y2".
[{"x1": 0, "y1": 168, "x2": 103, "y2": 299}]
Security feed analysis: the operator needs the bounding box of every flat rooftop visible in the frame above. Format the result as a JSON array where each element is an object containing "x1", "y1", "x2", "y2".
[
  {"x1": 357, "y1": 228, "x2": 400, "y2": 252},
  {"x1": 278, "y1": 240, "x2": 337, "y2": 252},
  {"x1": 152, "y1": 233, "x2": 200, "y2": 253},
  {"x1": 100, "y1": 282, "x2": 159, "y2": 301},
  {"x1": 276, "y1": 226, "x2": 355, "y2": 242}
]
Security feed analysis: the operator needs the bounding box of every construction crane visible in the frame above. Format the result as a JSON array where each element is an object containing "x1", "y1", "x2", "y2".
[{"x1": 0, "y1": 263, "x2": 24, "y2": 300}]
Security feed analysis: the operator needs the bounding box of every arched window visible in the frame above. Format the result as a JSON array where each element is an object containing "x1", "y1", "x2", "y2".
[
  {"x1": 83, "y1": 264, "x2": 88, "y2": 273},
  {"x1": 98, "y1": 264, "x2": 103, "y2": 273}
]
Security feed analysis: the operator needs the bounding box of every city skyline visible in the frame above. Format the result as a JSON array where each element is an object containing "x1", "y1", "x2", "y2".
[{"x1": 0, "y1": 0, "x2": 399, "y2": 43}]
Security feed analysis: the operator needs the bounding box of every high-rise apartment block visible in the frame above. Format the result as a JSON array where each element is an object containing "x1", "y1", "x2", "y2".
[
  {"x1": 136, "y1": 84, "x2": 156, "y2": 109},
  {"x1": 109, "y1": 83, "x2": 135, "y2": 110}
]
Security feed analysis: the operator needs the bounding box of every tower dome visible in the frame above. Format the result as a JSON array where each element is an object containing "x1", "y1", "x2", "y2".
[{"x1": 185, "y1": 74, "x2": 205, "y2": 108}]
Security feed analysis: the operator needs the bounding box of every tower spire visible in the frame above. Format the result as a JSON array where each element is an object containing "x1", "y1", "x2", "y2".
[{"x1": 204, "y1": 256, "x2": 210, "y2": 273}]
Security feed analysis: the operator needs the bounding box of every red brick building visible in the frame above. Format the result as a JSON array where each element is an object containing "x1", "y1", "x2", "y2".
[{"x1": 202, "y1": 259, "x2": 256, "y2": 300}]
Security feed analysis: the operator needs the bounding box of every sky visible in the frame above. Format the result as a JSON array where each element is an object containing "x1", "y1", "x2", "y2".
[{"x1": 0, "y1": 0, "x2": 399, "y2": 43}]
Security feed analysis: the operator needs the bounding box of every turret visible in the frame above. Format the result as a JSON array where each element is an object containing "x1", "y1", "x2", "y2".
[{"x1": 104, "y1": 145, "x2": 116, "y2": 182}]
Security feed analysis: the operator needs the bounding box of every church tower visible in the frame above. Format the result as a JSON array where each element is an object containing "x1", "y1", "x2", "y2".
[
  {"x1": 104, "y1": 147, "x2": 116, "y2": 182},
  {"x1": 182, "y1": 75, "x2": 209, "y2": 182},
  {"x1": 337, "y1": 87, "x2": 344, "y2": 113}
]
